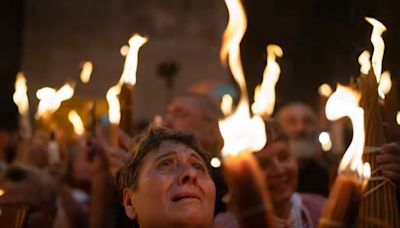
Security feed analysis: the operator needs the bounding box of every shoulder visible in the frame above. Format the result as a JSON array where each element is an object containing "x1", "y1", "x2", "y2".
[{"x1": 300, "y1": 193, "x2": 326, "y2": 226}]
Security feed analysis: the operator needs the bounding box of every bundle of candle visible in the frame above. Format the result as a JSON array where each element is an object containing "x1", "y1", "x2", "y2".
[
  {"x1": 0, "y1": 205, "x2": 29, "y2": 228},
  {"x1": 354, "y1": 18, "x2": 400, "y2": 227},
  {"x1": 319, "y1": 85, "x2": 370, "y2": 227},
  {"x1": 218, "y1": 0, "x2": 277, "y2": 227}
]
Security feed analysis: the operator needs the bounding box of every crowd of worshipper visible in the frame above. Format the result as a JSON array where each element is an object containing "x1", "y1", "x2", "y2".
[{"x1": 0, "y1": 91, "x2": 399, "y2": 228}]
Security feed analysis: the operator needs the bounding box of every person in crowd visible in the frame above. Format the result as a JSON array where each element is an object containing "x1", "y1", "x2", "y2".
[
  {"x1": 163, "y1": 92, "x2": 223, "y2": 157},
  {"x1": 163, "y1": 92, "x2": 227, "y2": 213},
  {"x1": 0, "y1": 101, "x2": 19, "y2": 170},
  {"x1": 0, "y1": 164, "x2": 57, "y2": 228},
  {"x1": 275, "y1": 102, "x2": 337, "y2": 196},
  {"x1": 275, "y1": 102, "x2": 319, "y2": 140},
  {"x1": 117, "y1": 126, "x2": 216, "y2": 228},
  {"x1": 255, "y1": 128, "x2": 326, "y2": 227}
]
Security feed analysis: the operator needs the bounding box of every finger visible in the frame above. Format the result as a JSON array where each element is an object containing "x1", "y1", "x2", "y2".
[
  {"x1": 379, "y1": 163, "x2": 400, "y2": 173},
  {"x1": 381, "y1": 170, "x2": 400, "y2": 184},
  {"x1": 381, "y1": 143, "x2": 400, "y2": 154},
  {"x1": 376, "y1": 153, "x2": 400, "y2": 165}
]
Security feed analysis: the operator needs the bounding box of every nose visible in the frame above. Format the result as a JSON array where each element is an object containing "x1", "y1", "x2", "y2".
[{"x1": 178, "y1": 164, "x2": 197, "y2": 185}]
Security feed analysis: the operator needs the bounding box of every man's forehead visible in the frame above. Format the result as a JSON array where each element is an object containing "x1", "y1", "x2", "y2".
[{"x1": 281, "y1": 104, "x2": 315, "y2": 119}]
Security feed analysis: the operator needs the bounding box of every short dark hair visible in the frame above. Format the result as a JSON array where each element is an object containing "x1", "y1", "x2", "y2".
[{"x1": 116, "y1": 126, "x2": 211, "y2": 191}]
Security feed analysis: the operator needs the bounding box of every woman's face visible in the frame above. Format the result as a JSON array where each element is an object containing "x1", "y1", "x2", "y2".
[
  {"x1": 123, "y1": 140, "x2": 216, "y2": 228},
  {"x1": 256, "y1": 140, "x2": 298, "y2": 207}
]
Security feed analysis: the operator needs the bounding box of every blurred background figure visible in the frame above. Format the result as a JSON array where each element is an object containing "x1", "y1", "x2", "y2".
[
  {"x1": 163, "y1": 92, "x2": 223, "y2": 157},
  {"x1": 0, "y1": 100, "x2": 20, "y2": 170},
  {"x1": 163, "y1": 92, "x2": 227, "y2": 214},
  {"x1": 275, "y1": 102, "x2": 338, "y2": 196},
  {"x1": 0, "y1": 164, "x2": 57, "y2": 228}
]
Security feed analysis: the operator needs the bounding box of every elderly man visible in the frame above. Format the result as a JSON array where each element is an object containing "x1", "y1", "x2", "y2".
[
  {"x1": 163, "y1": 92, "x2": 227, "y2": 214},
  {"x1": 163, "y1": 92, "x2": 223, "y2": 157}
]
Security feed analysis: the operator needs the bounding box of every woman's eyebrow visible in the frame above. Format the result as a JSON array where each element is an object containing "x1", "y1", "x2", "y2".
[
  {"x1": 190, "y1": 153, "x2": 205, "y2": 164},
  {"x1": 155, "y1": 151, "x2": 177, "y2": 161}
]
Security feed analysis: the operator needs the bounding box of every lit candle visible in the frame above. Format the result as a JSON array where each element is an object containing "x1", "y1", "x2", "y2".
[
  {"x1": 118, "y1": 34, "x2": 147, "y2": 135},
  {"x1": 252, "y1": 45, "x2": 283, "y2": 120},
  {"x1": 80, "y1": 61, "x2": 93, "y2": 83},
  {"x1": 319, "y1": 85, "x2": 370, "y2": 227},
  {"x1": 219, "y1": 0, "x2": 275, "y2": 226},
  {"x1": 13, "y1": 72, "x2": 32, "y2": 138},
  {"x1": 106, "y1": 84, "x2": 121, "y2": 147},
  {"x1": 68, "y1": 110, "x2": 85, "y2": 137}
]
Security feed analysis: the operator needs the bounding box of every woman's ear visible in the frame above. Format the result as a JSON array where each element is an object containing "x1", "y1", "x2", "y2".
[{"x1": 123, "y1": 188, "x2": 137, "y2": 220}]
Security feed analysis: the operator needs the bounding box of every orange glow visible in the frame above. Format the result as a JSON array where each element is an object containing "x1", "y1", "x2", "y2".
[
  {"x1": 219, "y1": 0, "x2": 266, "y2": 156},
  {"x1": 106, "y1": 84, "x2": 121, "y2": 124},
  {"x1": 325, "y1": 85, "x2": 370, "y2": 179},
  {"x1": 13, "y1": 72, "x2": 29, "y2": 114},
  {"x1": 80, "y1": 61, "x2": 93, "y2": 83},
  {"x1": 252, "y1": 45, "x2": 283, "y2": 117},
  {"x1": 378, "y1": 71, "x2": 392, "y2": 99},
  {"x1": 318, "y1": 83, "x2": 333, "y2": 98},
  {"x1": 68, "y1": 110, "x2": 85, "y2": 136},
  {"x1": 365, "y1": 17, "x2": 387, "y2": 83},
  {"x1": 36, "y1": 82, "x2": 75, "y2": 119},
  {"x1": 358, "y1": 50, "x2": 371, "y2": 75},
  {"x1": 119, "y1": 34, "x2": 148, "y2": 86}
]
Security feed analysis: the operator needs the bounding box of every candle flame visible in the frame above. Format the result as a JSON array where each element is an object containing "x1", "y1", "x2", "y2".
[
  {"x1": 68, "y1": 110, "x2": 85, "y2": 136},
  {"x1": 120, "y1": 45, "x2": 129, "y2": 57},
  {"x1": 119, "y1": 34, "x2": 148, "y2": 86},
  {"x1": 358, "y1": 50, "x2": 371, "y2": 75},
  {"x1": 13, "y1": 72, "x2": 29, "y2": 114},
  {"x1": 319, "y1": 131, "x2": 333, "y2": 152},
  {"x1": 80, "y1": 61, "x2": 93, "y2": 83},
  {"x1": 325, "y1": 85, "x2": 370, "y2": 179},
  {"x1": 106, "y1": 84, "x2": 121, "y2": 124},
  {"x1": 221, "y1": 94, "x2": 233, "y2": 116},
  {"x1": 219, "y1": 0, "x2": 266, "y2": 157},
  {"x1": 318, "y1": 83, "x2": 333, "y2": 98},
  {"x1": 36, "y1": 82, "x2": 75, "y2": 118},
  {"x1": 378, "y1": 71, "x2": 391, "y2": 99},
  {"x1": 365, "y1": 17, "x2": 386, "y2": 83},
  {"x1": 396, "y1": 111, "x2": 400, "y2": 125},
  {"x1": 252, "y1": 45, "x2": 283, "y2": 117}
]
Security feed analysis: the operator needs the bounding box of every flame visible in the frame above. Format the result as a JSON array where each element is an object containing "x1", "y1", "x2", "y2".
[
  {"x1": 13, "y1": 72, "x2": 29, "y2": 114},
  {"x1": 378, "y1": 71, "x2": 391, "y2": 98},
  {"x1": 318, "y1": 83, "x2": 333, "y2": 98},
  {"x1": 36, "y1": 82, "x2": 75, "y2": 118},
  {"x1": 319, "y1": 131, "x2": 332, "y2": 152},
  {"x1": 119, "y1": 34, "x2": 148, "y2": 85},
  {"x1": 219, "y1": 0, "x2": 266, "y2": 156},
  {"x1": 358, "y1": 50, "x2": 371, "y2": 75},
  {"x1": 252, "y1": 45, "x2": 283, "y2": 117},
  {"x1": 365, "y1": 17, "x2": 387, "y2": 83},
  {"x1": 68, "y1": 110, "x2": 85, "y2": 136},
  {"x1": 325, "y1": 85, "x2": 370, "y2": 178},
  {"x1": 397, "y1": 111, "x2": 400, "y2": 125},
  {"x1": 221, "y1": 94, "x2": 234, "y2": 116},
  {"x1": 106, "y1": 84, "x2": 121, "y2": 124},
  {"x1": 120, "y1": 45, "x2": 129, "y2": 57},
  {"x1": 80, "y1": 61, "x2": 93, "y2": 83}
]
